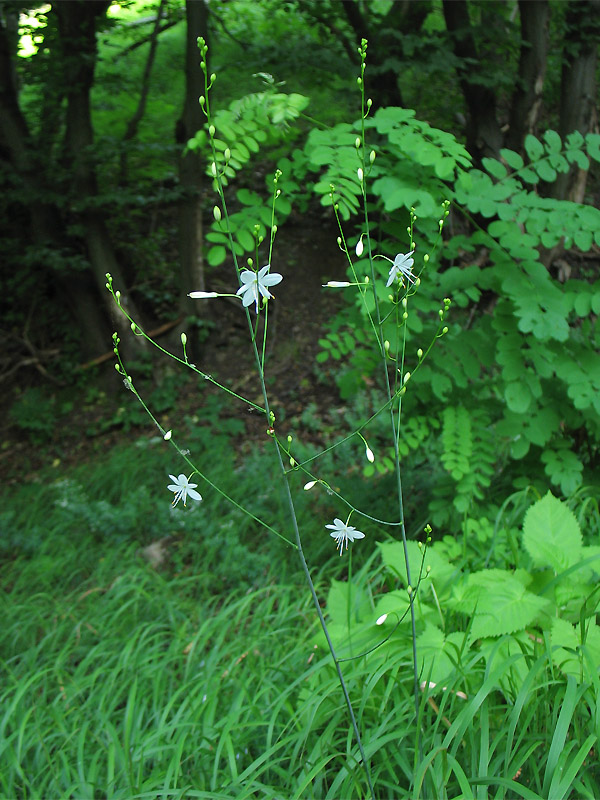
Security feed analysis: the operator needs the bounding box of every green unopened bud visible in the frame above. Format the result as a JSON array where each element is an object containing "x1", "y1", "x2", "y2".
[
  {"x1": 272, "y1": 224, "x2": 277, "y2": 234},
  {"x1": 210, "y1": 162, "x2": 217, "y2": 176},
  {"x1": 366, "y1": 98, "x2": 372, "y2": 108},
  {"x1": 224, "y1": 148, "x2": 231, "y2": 161},
  {"x1": 357, "y1": 77, "x2": 362, "y2": 86},
  {"x1": 213, "y1": 205, "x2": 221, "y2": 222},
  {"x1": 369, "y1": 150, "x2": 376, "y2": 164},
  {"x1": 355, "y1": 137, "x2": 361, "y2": 149},
  {"x1": 208, "y1": 124, "x2": 215, "y2": 137},
  {"x1": 115, "y1": 290, "x2": 121, "y2": 301},
  {"x1": 130, "y1": 322, "x2": 137, "y2": 332},
  {"x1": 417, "y1": 348, "x2": 423, "y2": 359},
  {"x1": 424, "y1": 254, "x2": 430, "y2": 263},
  {"x1": 199, "y1": 96, "x2": 206, "y2": 106},
  {"x1": 384, "y1": 340, "x2": 390, "y2": 351},
  {"x1": 402, "y1": 311, "x2": 408, "y2": 320},
  {"x1": 289, "y1": 457, "x2": 296, "y2": 467},
  {"x1": 439, "y1": 309, "x2": 444, "y2": 319},
  {"x1": 287, "y1": 434, "x2": 292, "y2": 444},
  {"x1": 247, "y1": 258, "x2": 253, "y2": 267},
  {"x1": 181, "y1": 332, "x2": 187, "y2": 346},
  {"x1": 442, "y1": 326, "x2": 449, "y2": 334},
  {"x1": 402, "y1": 297, "x2": 408, "y2": 308},
  {"x1": 403, "y1": 372, "x2": 411, "y2": 384},
  {"x1": 210, "y1": 72, "x2": 216, "y2": 83}
]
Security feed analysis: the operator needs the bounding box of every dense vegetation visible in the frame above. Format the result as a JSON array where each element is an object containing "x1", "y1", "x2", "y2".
[{"x1": 2, "y1": 1, "x2": 600, "y2": 797}]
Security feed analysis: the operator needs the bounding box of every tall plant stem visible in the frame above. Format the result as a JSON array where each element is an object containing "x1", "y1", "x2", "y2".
[{"x1": 357, "y1": 40, "x2": 421, "y2": 739}]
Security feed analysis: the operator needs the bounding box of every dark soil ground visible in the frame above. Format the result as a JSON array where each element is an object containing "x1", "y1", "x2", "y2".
[{"x1": 0, "y1": 207, "x2": 350, "y2": 485}]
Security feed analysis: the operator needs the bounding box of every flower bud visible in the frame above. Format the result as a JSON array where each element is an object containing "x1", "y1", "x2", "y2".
[
  {"x1": 325, "y1": 281, "x2": 351, "y2": 288},
  {"x1": 365, "y1": 444, "x2": 375, "y2": 463},
  {"x1": 213, "y1": 205, "x2": 221, "y2": 221},
  {"x1": 417, "y1": 348, "x2": 423, "y2": 359},
  {"x1": 402, "y1": 311, "x2": 408, "y2": 320},
  {"x1": 376, "y1": 614, "x2": 388, "y2": 625},
  {"x1": 357, "y1": 167, "x2": 364, "y2": 182},
  {"x1": 369, "y1": 150, "x2": 376, "y2": 164},
  {"x1": 303, "y1": 480, "x2": 316, "y2": 491},
  {"x1": 208, "y1": 124, "x2": 215, "y2": 137},
  {"x1": 355, "y1": 237, "x2": 364, "y2": 257},
  {"x1": 442, "y1": 326, "x2": 449, "y2": 334},
  {"x1": 224, "y1": 148, "x2": 231, "y2": 161},
  {"x1": 163, "y1": 430, "x2": 172, "y2": 441},
  {"x1": 210, "y1": 162, "x2": 217, "y2": 176},
  {"x1": 355, "y1": 137, "x2": 361, "y2": 149},
  {"x1": 210, "y1": 73, "x2": 216, "y2": 83},
  {"x1": 403, "y1": 372, "x2": 411, "y2": 384},
  {"x1": 181, "y1": 332, "x2": 187, "y2": 346}
]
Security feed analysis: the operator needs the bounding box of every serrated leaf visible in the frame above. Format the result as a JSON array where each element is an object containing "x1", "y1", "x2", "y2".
[
  {"x1": 522, "y1": 492, "x2": 582, "y2": 572},
  {"x1": 450, "y1": 568, "x2": 549, "y2": 638}
]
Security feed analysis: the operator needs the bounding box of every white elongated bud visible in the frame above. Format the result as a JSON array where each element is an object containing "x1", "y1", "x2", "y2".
[
  {"x1": 357, "y1": 167, "x2": 364, "y2": 182},
  {"x1": 224, "y1": 148, "x2": 231, "y2": 161},
  {"x1": 303, "y1": 481, "x2": 316, "y2": 491},
  {"x1": 369, "y1": 150, "x2": 376, "y2": 164},
  {"x1": 376, "y1": 614, "x2": 388, "y2": 625},
  {"x1": 210, "y1": 162, "x2": 217, "y2": 176},
  {"x1": 325, "y1": 281, "x2": 351, "y2": 288},
  {"x1": 208, "y1": 124, "x2": 215, "y2": 137},
  {"x1": 163, "y1": 430, "x2": 172, "y2": 441},
  {"x1": 181, "y1": 332, "x2": 187, "y2": 346},
  {"x1": 355, "y1": 137, "x2": 361, "y2": 148},
  {"x1": 355, "y1": 237, "x2": 364, "y2": 257},
  {"x1": 403, "y1": 371, "x2": 411, "y2": 384},
  {"x1": 213, "y1": 206, "x2": 221, "y2": 221},
  {"x1": 365, "y1": 444, "x2": 375, "y2": 463},
  {"x1": 188, "y1": 291, "x2": 218, "y2": 299}
]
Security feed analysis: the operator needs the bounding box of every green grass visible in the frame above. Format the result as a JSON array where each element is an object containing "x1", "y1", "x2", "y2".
[{"x1": 2, "y1": 430, "x2": 599, "y2": 798}]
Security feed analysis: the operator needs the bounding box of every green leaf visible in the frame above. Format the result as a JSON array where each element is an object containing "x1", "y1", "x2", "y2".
[
  {"x1": 207, "y1": 245, "x2": 227, "y2": 266},
  {"x1": 504, "y1": 381, "x2": 532, "y2": 413},
  {"x1": 500, "y1": 148, "x2": 524, "y2": 170},
  {"x1": 522, "y1": 492, "x2": 582, "y2": 572},
  {"x1": 482, "y1": 157, "x2": 507, "y2": 180},
  {"x1": 543, "y1": 130, "x2": 562, "y2": 154},
  {"x1": 450, "y1": 569, "x2": 549, "y2": 638},
  {"x1": 525, "y1": 134, "x2": 544, "y2": 161}
]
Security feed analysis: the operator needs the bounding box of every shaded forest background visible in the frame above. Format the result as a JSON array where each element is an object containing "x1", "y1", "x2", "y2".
[{"x1": 1, "y1": 0, "x2": 599, "y2": 509}]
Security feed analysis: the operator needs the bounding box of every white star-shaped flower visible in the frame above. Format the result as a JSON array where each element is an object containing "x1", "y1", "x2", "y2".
[
  {"x1": 325, "y1": 517, "x2": 365, "y2": 555},
  {"x1": 236, "y1": 265, "x2": 283, "y2": 312},
  {"x1": 167, "y1": 474, "x2": 202, "y2": 507},
  {"x1": 386, "y1": 251, "x2": 416, "y2": 288}
]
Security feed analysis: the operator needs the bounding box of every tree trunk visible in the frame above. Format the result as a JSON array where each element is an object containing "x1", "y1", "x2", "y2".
[
  {"x1": 506, "y1": 0, "x2": 550, "y2": 153},
  {"x1": 55, "y1": 0, "x2": 146, "y2": 358},
  {"x1": 442, "y1": 0, "x2": 503, "y2": 162},
  {"x1": 175, "y1": 0, "x2": 209, "y2": 352},
  {"x1": 0, "y1": 9, "x2": 109, "y2": 358},
  {"x1": 551, "y1": 0, "x2": 600, "y2": 201}
]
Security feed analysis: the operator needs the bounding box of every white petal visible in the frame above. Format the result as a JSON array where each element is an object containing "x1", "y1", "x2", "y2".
[{"x1": 188, "y1": 291, "x2": 218, "y2": 299}]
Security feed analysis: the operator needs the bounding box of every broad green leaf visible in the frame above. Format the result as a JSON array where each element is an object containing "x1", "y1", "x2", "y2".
[{"x1": 522, "y1": 492, "x2": 582, "y2": 572}]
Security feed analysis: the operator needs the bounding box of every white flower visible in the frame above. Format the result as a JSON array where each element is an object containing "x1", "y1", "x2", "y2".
[
  {"x1": 167, "y1": 474, "x2": 202, "y2": 507},
  {"x1": 236, "y1": 265, "x2": 283, "y2": 313},
  {"x1": 325, "y1": 517, "x2": 365, "y2": 556},
  {"x1": 386, "y1": 251, "x2": 416, "y2": 288}
]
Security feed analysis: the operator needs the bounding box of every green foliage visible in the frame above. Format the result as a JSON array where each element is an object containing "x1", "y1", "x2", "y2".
[
  {"x1": 299, "y1": 117, "x2": 600, "y2": 521},
  {"x1": 325, "y1": 491, "x2": 600, "y2": 689}
]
